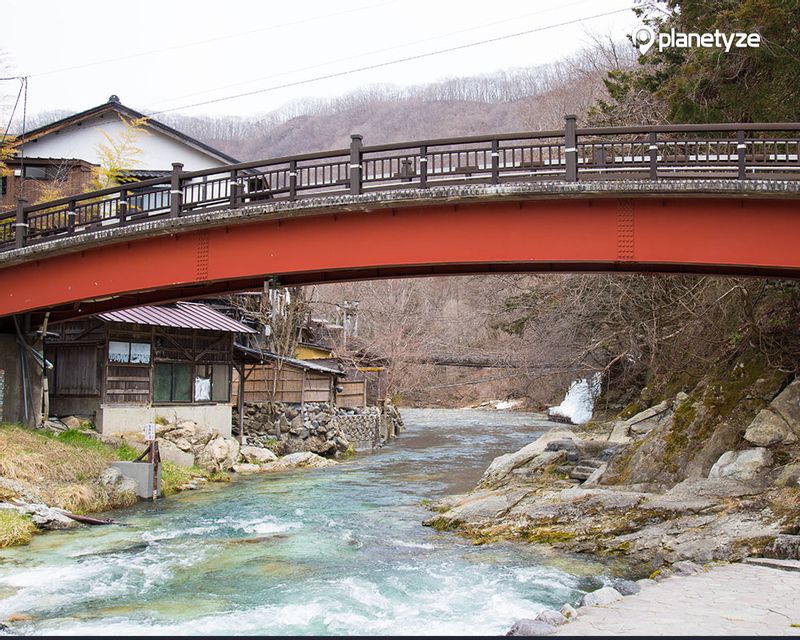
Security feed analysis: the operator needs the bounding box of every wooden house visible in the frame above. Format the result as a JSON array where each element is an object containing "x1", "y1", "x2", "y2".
[
  {"x1": 2, "y1": 95, "x2": 239, "y2": 212},
  {"x1": 45, "y1": 302, "x2": 254, "y2": 435}
]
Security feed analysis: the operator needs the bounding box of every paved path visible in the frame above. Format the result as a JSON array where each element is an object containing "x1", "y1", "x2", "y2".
[{"x1": 554, "y1": 563, "x2": 800, "y2": 636}]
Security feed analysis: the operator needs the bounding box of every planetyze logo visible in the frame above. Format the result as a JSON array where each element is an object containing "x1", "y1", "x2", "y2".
[{"x1": 632, "y1": 24, "x2": 761, "y2": 54}]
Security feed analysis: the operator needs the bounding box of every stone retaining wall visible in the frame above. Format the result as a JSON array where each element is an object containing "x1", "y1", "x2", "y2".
[{"x1": 233, "y1": 401, "x2": 404, "y2": 454}]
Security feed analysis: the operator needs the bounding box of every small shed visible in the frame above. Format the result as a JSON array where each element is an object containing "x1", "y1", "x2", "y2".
[
  {"x1": 232, "y1": 345, "x2": 343, "y2": 405},
  {"x1": 45, "y1": 302, "x2": 254, "y2": 435}
]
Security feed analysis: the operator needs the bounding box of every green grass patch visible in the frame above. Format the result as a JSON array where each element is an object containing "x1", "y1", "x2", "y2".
[
  {"x1": 0, "y1": 510, "x2": 37, "y2": 548},
  {"x1": 116, "y1": 442, "x2": 141, "y2": 461},
  {"x1": 54, "y1": 429, "x2": 108, "y2": 452}
]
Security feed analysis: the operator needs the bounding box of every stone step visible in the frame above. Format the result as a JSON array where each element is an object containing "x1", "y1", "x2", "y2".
[
  {"x1": 578, "y1": 458, "x2": 604, "y2": 469},
  {"x1": 569, "y1": 466, "x2": 597, "y2": 481},
  {"x1": 744, "y1": 557, "x2": 800, "y2": 573}
]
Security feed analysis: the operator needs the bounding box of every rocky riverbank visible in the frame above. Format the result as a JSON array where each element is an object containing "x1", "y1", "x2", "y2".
[
  {"x1": 0, "y1": 416, "x2": 352, "y2": 549},
  {"x1": 425, "y1": 356, "x2": 800, "y2": 569},
  {"x1": 505, "y1": 559, "x2": 800, "y2": 636}
]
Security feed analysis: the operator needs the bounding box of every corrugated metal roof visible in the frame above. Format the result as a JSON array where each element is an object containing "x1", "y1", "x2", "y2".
[
  {"x1": 234, "y1": 343, "x2": 343, "y2": 375},
  {"x1": 98, "y1": 302, "x2": 255, "y2": 333}
]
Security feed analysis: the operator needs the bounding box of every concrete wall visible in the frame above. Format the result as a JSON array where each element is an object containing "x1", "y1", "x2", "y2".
[
  {"x1": 111, "y1": 461, "x2": 161, "y2": 499},
  {"x1": 49, "y1": 396, "x2": 102, "y2": 422},
  {"x1": 0, "y1": 333, "x2": 44, "y2": 427},
  {"x1": 99, "y1": 403, "x2": 232, "y2": 437}
]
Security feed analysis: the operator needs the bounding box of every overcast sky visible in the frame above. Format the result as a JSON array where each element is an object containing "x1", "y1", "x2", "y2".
[{"x1": 2, "y1": 0, "x2": 638, "y2": 121}]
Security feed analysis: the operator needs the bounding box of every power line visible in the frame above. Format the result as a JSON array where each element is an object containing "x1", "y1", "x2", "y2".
[
  {"x1": 1, "y1": 78, "x2": 25, "y2": 142},
  {"x1": 143, "y1": 0, "x2": 597, "y2": 110},
  {"x1": 25, "y1": 0, "x2": 399, "y2": 79},
  {"x1": 147, "y1": 6, "x2": 632, "y2": 116}
]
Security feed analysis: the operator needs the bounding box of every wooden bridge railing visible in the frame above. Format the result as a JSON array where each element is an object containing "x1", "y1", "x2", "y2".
[{"x1": 2, "y1": 116, "x2": 800, "y2": 252}]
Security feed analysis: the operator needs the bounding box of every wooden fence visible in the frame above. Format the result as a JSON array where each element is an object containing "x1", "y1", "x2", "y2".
[{"x1": 232, "y1": 362, "x2": 334, "y2": 404}]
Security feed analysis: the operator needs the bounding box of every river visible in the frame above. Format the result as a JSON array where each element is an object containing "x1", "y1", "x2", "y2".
[{"x1": 0, "y1": 408, "x2": 630, "y2": 635}]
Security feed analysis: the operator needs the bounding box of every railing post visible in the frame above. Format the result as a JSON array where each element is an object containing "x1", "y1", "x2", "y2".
[
  {"x1": 649, "y1": 131, "x2": 658, "y2": 179},
  {"x1": 350, "y1": 134, "x2": 363, "y2": 195},
  {"x1": 229, "y1": 169, "x2": 240, "y2": 208},
  {"x1": 118, "y1": 189, "x2": 128, "y2": 226},
  {"x1": 737, "y1": 130, "x2": 747, "y2": 179},
  {"x1": 288, "y1": 160, "x2": 298, "y2": 200},
  {"x1": 15, "y1": 198, "x2": 28, "y2": 248},
  {"x1": 491, "y1": 139, "x2": 500, "y2": 185},
  {"x1": 170, "y1": 162, "x2": 184, "y2": 218},
  {"x1": 67, "y1": 198, "x2": 76, "y2": 235},
  {"x1": 564, "y1": 114, "x2": 578, "y2": 181},
  {"x1": 419, "y1": 145, "x2": 428, "y2": 189}
]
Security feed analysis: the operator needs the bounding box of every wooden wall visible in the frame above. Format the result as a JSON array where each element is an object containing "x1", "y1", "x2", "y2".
[
  {"x1": 233, "y1": 361, "x2": 334, "y2": 404},
  {"x1": 337, "y1": 379, "x2": 367, "y2": 408}
]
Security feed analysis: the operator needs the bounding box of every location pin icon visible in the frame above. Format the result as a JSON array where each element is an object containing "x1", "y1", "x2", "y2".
[{"x1": 633, "y1": 25, "x2": 656, "y2": 54}]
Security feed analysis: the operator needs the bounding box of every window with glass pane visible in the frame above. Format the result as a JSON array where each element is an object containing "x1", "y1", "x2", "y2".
[
  {"x1": 212, "y1": 364, "x2": 230, "y2": 402},
  {"x1": 154, "y1": 362, "x2": 192, "y2": 402},
  {"x1": 109, "y1": 341, "x2": 151, "y2": 364},
  {"x1": 108, "y1": 341, "x2": 130, "y2": 363},
  {"x1": 130, "y1": 343, "x2": 151, "y2": 364}
]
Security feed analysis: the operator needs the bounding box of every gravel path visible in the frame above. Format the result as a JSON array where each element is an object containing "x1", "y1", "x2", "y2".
[{"x1": 554, "y1": 563, "x2": 800, "y2": 636}]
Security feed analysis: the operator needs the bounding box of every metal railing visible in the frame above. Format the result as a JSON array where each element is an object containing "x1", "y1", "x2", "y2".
[{"x1": 2, "y1": 115, "x2": 800, "y2": 252}]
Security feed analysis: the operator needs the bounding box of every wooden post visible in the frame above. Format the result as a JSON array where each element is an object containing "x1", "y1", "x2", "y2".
[
  {"x1": 649, "y1": 131, "x2": 658, "y2": 180},
  {"x1": 350, "y1": 134, "x2": 363, "y2": 195},
  {"x1": 67, "y1": 198, "x2": 76, "y2": 235},
  {"x1": 419, "y1": 145, "x2": 428, "y2": 188},
  {"x1": 300, "y1": 369, "x2": 306, "y2": 406},
  {"x1": 288, "y1": 160, "x2": 298, "y2": 200},
  {"x1": 229, "y1": 168, "x2": 241, "y2": 208},
  {"x1": 169, "y1": 162, "x2": 184, "y2": 218},
  {"x1": 15, "y1": 198, "x2": 27, "y2": 248},
  {"x1": 490, "y1": 139, "x2": 500, "y2": 185},
  {"x1": 737, "y1": 130, "x2": 747, "y2": 179},
  {"x1": 151, "y1": 439, "x2": 160, "y2": 500},
  {"x1": 564, "y1": 114, "x2": 578, "y2": 182},
  {"x1": 236, "y1": 364, "x2": 245, "y2": 444},
  {"x1": 118, "y1": 189, "x2": 128, "y2": 226}
]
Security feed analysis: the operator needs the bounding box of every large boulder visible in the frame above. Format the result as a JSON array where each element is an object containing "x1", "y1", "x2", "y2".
[
  {"x1": 157, "y1": 439, "x2": 195, "y2": 468},
  {"x1": 239, "y1": 445, "x2": 278, "y2": 465},
  {"x1": 505, "y1": 619, "x2": 555, "y2": 636},
  {"x1": 1, "y1": 503, "x2": 77, "y2": 530},
  {"x1": 232, "y1": 463, "x2": 261, "y2": 474},
  {"x1": 479, "y1": 430, "x2": 576, "y2": 487},
  {"x1": 195, "y1": 436, "x2": 241, "y2": 472},
  {"x1": 262, "y1": 451, "x2": 337, "y2": 472},
  {"x1": 579, "y1": 586, "x2": 623, "y2": 607},
  {"x1": 708, "y1": 448, "x2": 772, "y2": 484},
  {"x1": 98, "y1": 466, "x2": 138, "y2": 496},
  {"x1": 535, "y1": 609, "x2": 567, "y2": 626},
  {"x1": 743, "y1": 380, "x2": 800, "y2": 446}
]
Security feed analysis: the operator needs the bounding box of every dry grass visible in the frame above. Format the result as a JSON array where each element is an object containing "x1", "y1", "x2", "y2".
[
  {"x1": 0, "y1": 510, "x2": 37, "y2": 548},
  {"x1": 0, "y1": 424, "x2": 114, "y2": 484},
  {"x1": 0, "y1": 424, "x2": 136, "y2": 513}
]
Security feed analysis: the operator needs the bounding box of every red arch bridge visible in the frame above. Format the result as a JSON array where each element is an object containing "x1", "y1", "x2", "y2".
[{"x1": 2, "y1": 117, "x2": 800, "y2": 325}]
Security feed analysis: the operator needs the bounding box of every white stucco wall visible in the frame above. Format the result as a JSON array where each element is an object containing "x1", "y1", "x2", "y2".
[
  {"x1": 99, "y1": 403, "x2": 232, "y2": 438},
  {"x1": 21, "y1": 113, "x2": 228, "y2": 172}
]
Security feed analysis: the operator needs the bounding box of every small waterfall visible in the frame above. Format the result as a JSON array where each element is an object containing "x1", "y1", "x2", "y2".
[{"x1": 548, "y1": 373, "x2": 602, "y2": 424}]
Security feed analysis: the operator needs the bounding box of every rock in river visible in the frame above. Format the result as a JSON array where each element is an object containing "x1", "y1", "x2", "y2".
[{"x1": 505, "y1": 619, "x2": 555, "y2": 636}]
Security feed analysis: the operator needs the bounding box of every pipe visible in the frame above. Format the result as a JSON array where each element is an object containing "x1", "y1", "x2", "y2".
[
  {"x1": 40, "y1": 312, "x2": 50, "y2": 425},
  {"x1": 13, "y1": 315, "x2": 30, "y2": 423}
]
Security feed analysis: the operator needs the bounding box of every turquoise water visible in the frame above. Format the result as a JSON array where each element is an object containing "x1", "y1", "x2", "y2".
[{"x1": 0, "y1": 408, "x2": 618, "y2": 635}]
